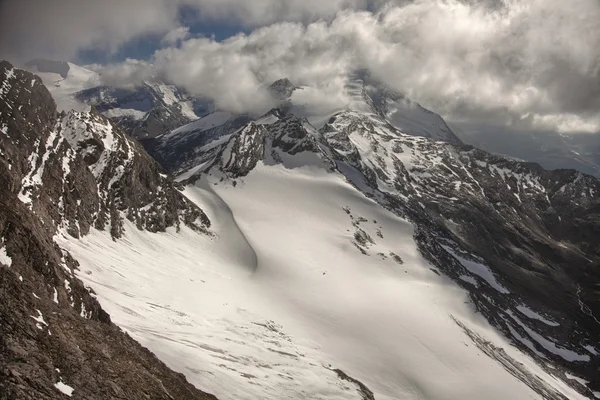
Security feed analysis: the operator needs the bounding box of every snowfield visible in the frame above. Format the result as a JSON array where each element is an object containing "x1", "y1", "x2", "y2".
[
  {"x1": 58, "y1": 159, "x2": 586, "y2": 400},
  {"x1": 32, "y1": 62, "x2": 99, "y2": 112}
]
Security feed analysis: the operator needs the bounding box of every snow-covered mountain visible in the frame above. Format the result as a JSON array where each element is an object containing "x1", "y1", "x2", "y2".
[
  {"x1": 281, "y1": 72, "x2": 462, "y2": 145},
  {"x1": 350, "y1": 71, "x2": 463, "y2": 145},
  {"x1": 143, "y1": 78, "x2": 600, "y2": 399},
  {"x1": 25, "y1": 58, "x2": 211, "y2": 139},
  {"x1": 25, "y1": 58, "x2": 100, "y2": 112},
  {"x1": 76, "y1": 80, "x2": 212, "y2": 139},
  {"x1": 0, "y1": 60, "x2": 213, "y2": 399},
  {"x1": 26, "y1": 59, "x2": 461, "y2": 146},
  {"x1": 144, "y1": 76, "x2": 462, "y2": 173},
  {"x1": 3, "y1": 61, "x2": 600, "y2": 400}
]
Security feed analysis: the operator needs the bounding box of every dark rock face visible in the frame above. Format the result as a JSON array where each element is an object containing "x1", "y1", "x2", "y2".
[
  {"x1": 268, "y1": 78, "x2": 297, "y2": 101},
  {"x1": 58, "y1": 110, "x2": 210, "y2": 238},
  {"x1": 76, "y1": 82, "x2": 210, "y2": 139},
  {"x1": 320, "y1": 109, "x2": 600, "y2": 393},
  {"x1": 147, "y1": 108, "x2": 334, "y2": 183},
  {"x1": 269, "y1": 114, "x2": 322, "y2": 155},
  {"x1": 0, "y1": 60, "x2": 215, "y2": 399},
  {"x1": 143, "y1": 114, "x2": 253, "y2": 174},
  {"x1": 196, "y1": 112, "x2": 334, "y2": 181},
  {"x1": 333, "y1": 369, "x2": 375, "y2": 400},
  {"x1": 211, "y1": 123, "x2": 267, "y2": 178}
]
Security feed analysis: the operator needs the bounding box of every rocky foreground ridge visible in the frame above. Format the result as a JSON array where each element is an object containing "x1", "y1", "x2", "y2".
[{"x1": 0, "y1": 60, "x2": 214, "y2": 399}]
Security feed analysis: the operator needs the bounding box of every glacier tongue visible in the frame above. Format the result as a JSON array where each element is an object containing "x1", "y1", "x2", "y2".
[{"x1": 60, "y1": 157, "x2": 586, "y2": 400}]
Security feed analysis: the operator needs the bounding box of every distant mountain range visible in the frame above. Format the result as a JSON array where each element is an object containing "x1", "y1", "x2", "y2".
[
  {"x1": 25, "y1": 58, "x2": 213, "y2": 139},
  {"x1": 25, "y1": 58, "x2": 598, "y2": 178},
  {"x1": 453, "y1": 122, "x2": 600, "y2": 177}
]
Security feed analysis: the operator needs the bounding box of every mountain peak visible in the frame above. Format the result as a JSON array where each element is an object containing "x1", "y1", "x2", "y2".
[
  {"x1": 354, "y1": 75, "x2": 462, "y2": 145},
  {"x1": 0, "y1": 61, "x2": 216, "y2": 400},
  {"x1": 268, "y1": 78, "x2": 297, "y2": 100}
]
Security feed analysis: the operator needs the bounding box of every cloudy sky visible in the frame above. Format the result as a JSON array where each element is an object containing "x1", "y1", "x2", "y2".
[{"x1": 1, "y1": 0, "x2": 600, "y2": 134}]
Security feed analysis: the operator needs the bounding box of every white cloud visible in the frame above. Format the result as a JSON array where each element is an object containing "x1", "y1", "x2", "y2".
[
  {"x1": 2, "y1": 0, "x2": 599, "y2": 132},
  {"x1": 532, "y1": 114, "x2": 600, "y2": 134},
  {"x1": 96, "y1": 59, "x2": 155, "y2": 88},
  {"x1": 162, "y1": 26, "x2": 191, "y2": 45},
  {"x1": 0, "y1": 0, "x2": 180, "y2": 61},
  {"x1": 0, "y1": 0, "x2": 373, "y2": 62}
]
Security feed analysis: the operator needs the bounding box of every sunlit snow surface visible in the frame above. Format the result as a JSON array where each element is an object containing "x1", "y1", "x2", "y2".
[
  {"x1": 34, "y1": 63, "x2": 99, "y2": 112},
  {"x1": 58, "y1": 162, "x2": 585, "y2": 400},
  {"x1": 54, "y1": 381, "x2": 74, "y2": 397},
  {"x1": 167, "y1": 111, "x2": 234, "y2": 138},
  {"x1": 0, "y1": 244, "x2": 12, "y2": 267}
]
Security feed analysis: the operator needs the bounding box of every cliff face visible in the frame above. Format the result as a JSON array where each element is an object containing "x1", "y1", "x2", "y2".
[{"x1": 0, "y1": 60, "x2": 215, "y2": 399}]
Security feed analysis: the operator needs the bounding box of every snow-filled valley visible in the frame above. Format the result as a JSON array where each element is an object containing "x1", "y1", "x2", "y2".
[
  {"x1": 58, "y1": 160, "x2": 586, "y2": 400},
  {"x1": 4, "y1": 59, "x2": 598, "y2": 399}
]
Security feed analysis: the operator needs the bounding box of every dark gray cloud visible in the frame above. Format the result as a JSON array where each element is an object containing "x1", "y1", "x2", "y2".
[
  {"x1": 0, "y1": 0, "x2": 374, "y2": 62},
  {"x1": 0, "y1": 0, "x2": 179, "y2": 62}
]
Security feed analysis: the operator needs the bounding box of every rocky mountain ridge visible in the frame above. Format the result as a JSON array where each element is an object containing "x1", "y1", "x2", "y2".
[
  {"x1": 76, "y1": 80, "x2": 212, "y2": 139},
  {"x1": 0, "y1": 60, "x2": 215, "y2": 399},
  {"x1": 148, "y1": 79, "x2": 600, "y2": 397},
  {"x1": 319, "y1": 107, "x2": 600, "y2": 388},
  {"x1": 25, "y1": 58, "x2": 211, "y2": 139}
]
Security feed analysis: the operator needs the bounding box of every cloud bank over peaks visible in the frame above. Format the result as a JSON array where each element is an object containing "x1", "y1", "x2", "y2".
[
  {"x1": 0, "y1": 0, "x2": 376, "y2": 62},
  {"x1": 89, "y1": 1, "x2": 600, "y2": 133},
  {"x1": 2, "y1": 0, "x2": 599, "y2": 133}
]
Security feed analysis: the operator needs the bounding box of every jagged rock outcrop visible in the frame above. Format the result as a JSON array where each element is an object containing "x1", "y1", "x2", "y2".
[
  {"x1": 76, "y1": 82, "x2": 211, "y2": 139},
  {"x1": 2, "y1": 62, "x2": 209, "y2": 239},
  {"x1": 58, "y1": 109, "x2": 210, "y2": 238},
  {"x1": 143, "y1": 113, "x2": 253, "y2": 174},
  {"x1": 176, "y1": 111, "x2": 334, "y2": 182},
  {"x1": 0, "y1": 60, "x2": 215, "y2": 399}
]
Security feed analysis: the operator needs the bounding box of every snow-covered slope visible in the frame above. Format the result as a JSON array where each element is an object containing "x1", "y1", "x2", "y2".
[
  {"x1": 59, "y1": 103, "x2": 599, "y2": 399},
  {"x1": 6, "y1": 61, "x2": 600, "y2": 399},
  {"x1": 59, "y1": 158, "x2": 587, "y2": 400},
  {"x1": 373, "y1": 92, "x2": 461, "y2": 144},
  {"x1": 136, "y1": 84, "x2": 600, "y2": 399},
  {"x1": 25, "y1": 59, "x2": 99, "y2": 112}
]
